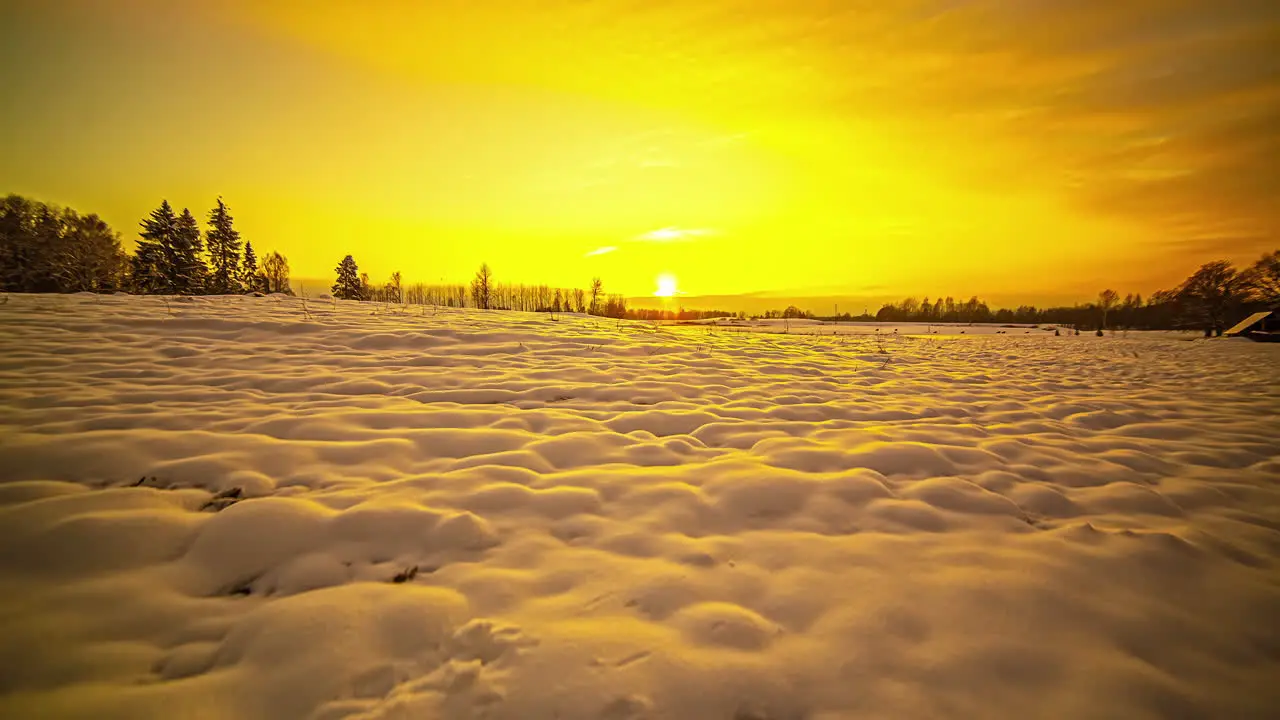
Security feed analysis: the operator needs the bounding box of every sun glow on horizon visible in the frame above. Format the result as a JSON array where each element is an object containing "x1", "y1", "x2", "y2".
[{"x1": 655, "y1": 274, "x2": 679, "y2": 297}]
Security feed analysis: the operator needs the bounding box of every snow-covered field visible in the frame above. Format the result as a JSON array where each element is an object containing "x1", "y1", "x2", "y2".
[
  {"x1": 1, "y1": 293, "x2": 1278, "y2": 720},
  {"x1": 699, "y1": 318, "x2": 1204, "y2": 342}
]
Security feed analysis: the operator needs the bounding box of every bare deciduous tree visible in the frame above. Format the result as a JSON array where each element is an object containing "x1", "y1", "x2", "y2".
[
  {"x1": 1, "y1": 195, "x2": 127, "y2": 293},
  {"x1": 262, "y1": 251, "x2": 291, "y2": 295},
  {"x1": 1097, "y1": 289, "x2": 1119, "y2": 329},
  {"x1": 388, "y1": 271, "x2": 402, "y2": 303},
  {"x1": 471, "y1": 263, "x2": 493, "y2": 309},
  {"x1": 52, "y1": 213, "x2": 126, "y2": 292},
  {"x1": 1179, "y1": 261, "x2": 1252, "y2": 333},
  {"x1": 588, "y1": 277, "x2": 603, "y2": 315},
  {"x1": 1245, "y1": 250, "x2": 1280, "y2": 303}
]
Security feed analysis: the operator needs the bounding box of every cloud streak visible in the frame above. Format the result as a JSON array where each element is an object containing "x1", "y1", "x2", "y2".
[{"x1": 634, "y1": 227, "x2": 715, "y2": 243}]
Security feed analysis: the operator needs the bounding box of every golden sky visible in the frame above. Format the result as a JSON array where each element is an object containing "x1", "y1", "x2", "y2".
[{"x1": 2, "y1": 0, "x2": 1277, "y2": 303}]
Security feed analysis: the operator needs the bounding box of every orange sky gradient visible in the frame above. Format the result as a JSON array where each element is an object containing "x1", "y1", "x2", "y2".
[{"x1": 2, "y1": 0, "x2": 1277, "y2": 304}]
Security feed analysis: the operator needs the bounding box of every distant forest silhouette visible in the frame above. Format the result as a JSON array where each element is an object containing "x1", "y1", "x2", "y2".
[{"x1": 2, "y1": 193, "x2": 1277, "y2": 332}]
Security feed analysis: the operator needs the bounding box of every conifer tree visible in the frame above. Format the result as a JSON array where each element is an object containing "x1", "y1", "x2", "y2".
[
  {"x1": 205, "y1": 197, "x2": 242, "y2": 294},
  {"x1": 332, "y1": 255, "x2": 362, "y2": 300},
  {"x1": 136, "y1": 200, "x2": 178, "y2": 293},
  {"x1": 173, "y1": 208, "x2": 206, "y2": 294},
  {"x1": 129, "y1": 238, "x2": 163, "y2": 293},
  {"x1": 240, "y1": 240, "x2": 260, "y2": 292}
]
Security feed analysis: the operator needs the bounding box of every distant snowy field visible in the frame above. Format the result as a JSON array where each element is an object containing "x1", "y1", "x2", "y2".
[
  {"x1": 1, "y1": 293, "x2": 1278, "y2": 720},
  {"x1": 699, "y1": 317, "x2": 1206, "y2": 342}
]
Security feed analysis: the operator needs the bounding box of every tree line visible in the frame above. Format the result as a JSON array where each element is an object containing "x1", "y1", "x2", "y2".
[
  {"x1": 0, "y1": 194, "x2": 290, "y2": 296},
  {"x1": 866, "y1": 253, "x2": 1278, "y2": 333},
  {"x1": 330, "y1": 256, "x2": 737, "y2": 322},
  {"x1": 3, "y1": 192, "x2": 1276, "y2": 332},
  {"x1": 331, "y1": 256, "x2": 634, "y2": 318}
]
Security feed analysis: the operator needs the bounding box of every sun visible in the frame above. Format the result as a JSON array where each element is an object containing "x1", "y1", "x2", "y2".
[{"x1": 655, "y1": 274, "x2": 678, "y2": 297}]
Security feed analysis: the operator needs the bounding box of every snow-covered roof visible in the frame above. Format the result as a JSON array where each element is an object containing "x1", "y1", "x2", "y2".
[{"x1": 1224, "y1": 310, "x2": 1277, "y2": 336}]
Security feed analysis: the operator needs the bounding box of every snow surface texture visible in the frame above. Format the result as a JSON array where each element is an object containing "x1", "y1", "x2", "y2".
[{"x1": 1, "y1": 293, "x2": 1279, "y2": 720}]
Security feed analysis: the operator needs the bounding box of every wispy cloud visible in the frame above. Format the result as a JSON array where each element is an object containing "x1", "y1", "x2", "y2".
[
  {"x1": 586, "y1": 228, "x2": 715, "y2": 259},
  {"x1": 634, "y1": 227, "x2": 715, "y2": 242}
]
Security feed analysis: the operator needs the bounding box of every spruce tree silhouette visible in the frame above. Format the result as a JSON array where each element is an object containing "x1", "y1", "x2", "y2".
[
  {"x1": 173, "y1": 208, "x2": 206, "y2": 294},
  {"x1": 206, "y1": 198, "x2": 242, "y2": 294},
  {"x1": 135, "y1": 200, "x2": 179, "y2": 293},
  {"x1": 240, "y1": 240, "x2": 260, "y2": 293},
  {"x1": 332, "y1": 255, "x2": 363, "y2": 300}
]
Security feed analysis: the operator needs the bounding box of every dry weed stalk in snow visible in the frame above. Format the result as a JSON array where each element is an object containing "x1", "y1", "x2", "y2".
[{"x1": 0, "y1": 293, "x2": 1278, "y2": 719}]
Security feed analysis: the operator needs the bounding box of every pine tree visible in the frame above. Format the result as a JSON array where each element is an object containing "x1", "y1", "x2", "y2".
[
  {"x1": 173, "y1": 208, "x2": 205, "y2": 294},
  {"x1": 130, "y1": 238, "x2": 163, "y2": 294},
  {"x1": 205, "y1": 197, "x2": 242, "y2": 294},
  {"x1": 240, "y1": 240, "x2": 260, "y2": 293},
  {"x1": 332, "y1": 255, "x2": 362, "y2": 300},
  {"x1": 136, "y1": 200, "x2": 179, "y2": 293}
]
